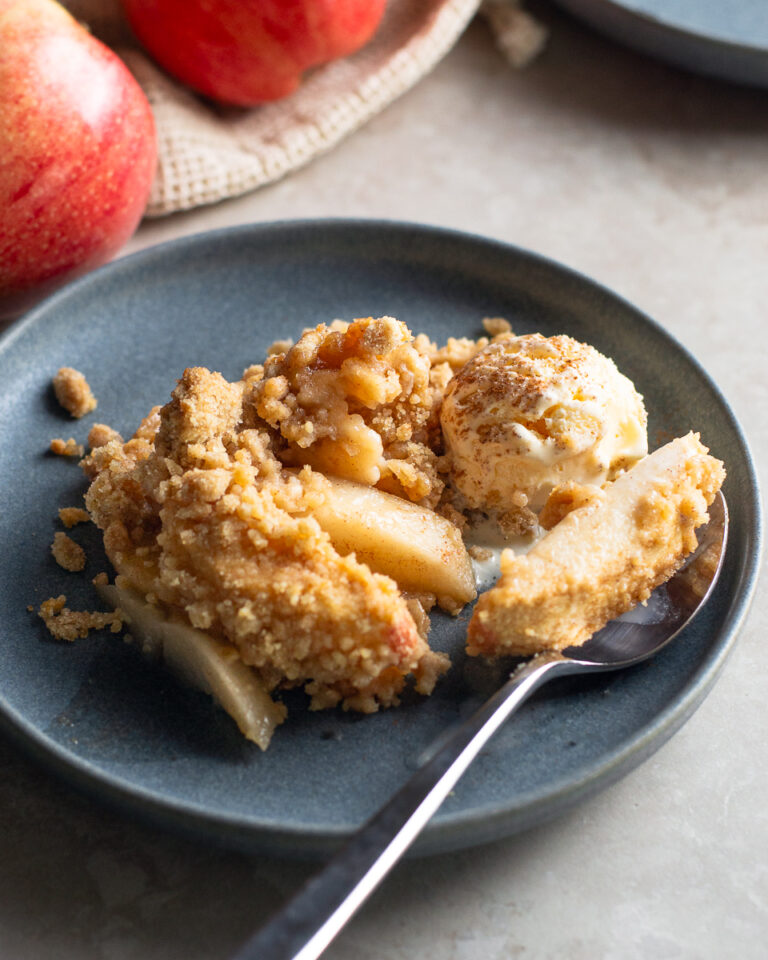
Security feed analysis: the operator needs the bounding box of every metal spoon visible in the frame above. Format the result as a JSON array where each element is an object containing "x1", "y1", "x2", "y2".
[{"x1": 231, "y1": 492, "x2": 728, "y2": 960}]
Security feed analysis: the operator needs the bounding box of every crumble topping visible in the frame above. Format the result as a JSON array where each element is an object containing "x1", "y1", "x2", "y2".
[
  {"x1": 497, "y1": 504, "x2": 538, "y2": 537},
  {"x1": 83, "y1": 353, "x2": 453, "y2": 714},
  {"x1": 51, "y1": 531, "x2": 86, "y2": 572},
  {"x1": 37, "y1": 595, "x2": 123, "y2": 642},
  {"x1": 482, "y1": 316, "x2": 512, "y2": 337},
  {"x1": 50, "y1": 437, "x2": 84, "y2": 458},
  {"x1": 249, "y1": 316, "x2": 444, "y2": 507},
  {"x1": 539, "y1": 481, "x2": 605, "y2": 530},
  {"x1": 41, "y1": 319, "x2": 724, "y2": 749},
  {"x1": 468, "y1": 545, "x2": 493, "y2": 562},
  {"x1": 52, "y1": 367, "x2": 97, "y2": 418},
  {"x1": 58, "y1": 507, "x2": 90, "y2": 528}
]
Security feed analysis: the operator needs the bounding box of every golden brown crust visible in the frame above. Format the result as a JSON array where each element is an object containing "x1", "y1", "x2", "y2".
[
  {"x1": 482, "y1": 317, "x2": 513, "y2": 337},
  {"x1": 152, "y1": 465, "x2": 438, "y2": 711},
  {"x1": 538, "y1": 481, "x2": 605, "y2": 530}
]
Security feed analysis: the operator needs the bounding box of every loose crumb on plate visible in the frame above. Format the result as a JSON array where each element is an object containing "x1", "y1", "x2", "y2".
[
  {"x1": 52, "y1": 367, "x2": 97, "y2": 418},
  {"x1": 58, "y1": 507, "x2": 90, "y2": 528},
  {"x1": 51, "y1": 531, "x2": 86, "y2": 572},
  {"x1": 37, "y1": 595, "x2": 123, "y2": 642},
  {"x1": 50, "y1": 437, "x2": 84, "y2": 458}
]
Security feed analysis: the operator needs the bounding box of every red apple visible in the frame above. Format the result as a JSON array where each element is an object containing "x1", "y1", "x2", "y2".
[
  {"x1": 120, "y1": 0, "x2": 387, "y2": 106},
  {"x1": 0, "y1": 0, "x2": 156, "y2": 320}
]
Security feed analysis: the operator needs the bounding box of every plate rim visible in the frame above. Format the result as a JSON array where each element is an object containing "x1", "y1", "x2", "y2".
[
  {"x1": 553, "y1": 0, "x2": 768, "y2": 88},
  {"x1": 0, "y1": 217, "x2": 762, "y2": 857}
]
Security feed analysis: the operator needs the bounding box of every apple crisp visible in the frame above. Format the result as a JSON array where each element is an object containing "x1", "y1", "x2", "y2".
[
  {"x1": 47, "y1": 315, "x2": 724, "y2": 749},
  {"x1": 82, "y1": 346, "x2": 453, "y2": 718},
  {"x1": 250, "y1": 316, "x2": 444, "y2": 507}
]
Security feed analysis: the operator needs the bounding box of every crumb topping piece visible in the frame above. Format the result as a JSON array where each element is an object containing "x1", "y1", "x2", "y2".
[
  {"x1": 51, "y1": 532, "x2": 86, "y2": 571},
  {"x1": 52, "y1": 367, "x2": 97, "y2": 418},
  {"x1": 50, "y1": 437, "x2": 84, "y2": 458},
  {"x1": 37, "y1": 595, "x2": 123, "y2": 642},
  {"x1": 58, "y1": 507, "x2": 90, "y2": 528},
  {"x1": 482, "y1": 316, "x2": 512, "y2": 337}
]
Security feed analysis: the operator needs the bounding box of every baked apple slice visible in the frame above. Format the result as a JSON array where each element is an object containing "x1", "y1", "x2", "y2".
[
  {"x1": 97, "y1": 581, "x2": 286, "y2": 750},
  {"x1": 467, "y1": 433, "x2": 725, "y2": 657},
  {"x1": 312, "y1": 476, "x2": 476, "y2": 608}
]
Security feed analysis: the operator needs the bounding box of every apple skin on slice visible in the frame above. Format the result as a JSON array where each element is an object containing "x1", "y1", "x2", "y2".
[
  {"x1": 97, "y1": 583, "x2": 285, "y2": 750},
  {"x1": 312, "y1": 476, "x2": 476, "y2": 608}
]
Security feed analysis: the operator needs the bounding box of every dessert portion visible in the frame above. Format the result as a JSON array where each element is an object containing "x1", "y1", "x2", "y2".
[
  {"x1": 82, "y1": 343, "x2": 459, "y2": 730},
  {"x1": 441, "y1": 333, "x2": 648, "y2": 512},
  {"x1": 45, "y1": 314, "x2": 725, "y2": 750},
  {"x1": 467, "y1": 433, "x2": 725, "y2": 657}
]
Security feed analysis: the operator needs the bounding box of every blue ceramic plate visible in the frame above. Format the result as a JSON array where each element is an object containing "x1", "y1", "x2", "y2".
[
  {"x1": 555, "y1": 0, "x2": 768, "y2": 88},
  {"x1": 0, "y1": 221, "x2": 760, "y2": 857}
]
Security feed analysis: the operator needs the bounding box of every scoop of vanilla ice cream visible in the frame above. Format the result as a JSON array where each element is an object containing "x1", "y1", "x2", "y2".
[{"x1": 440, "y1": 333, "x2": 648, "y2": 511}]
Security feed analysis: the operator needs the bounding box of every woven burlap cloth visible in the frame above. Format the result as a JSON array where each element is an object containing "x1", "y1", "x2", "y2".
[{"x1": 64, "y1": 1, "x2": 545, "y2": 218}]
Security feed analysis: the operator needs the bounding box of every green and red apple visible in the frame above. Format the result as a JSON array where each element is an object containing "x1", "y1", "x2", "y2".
[
  {"x1": 0, "y1": 0, "x2": 156, "y2": 319},
  {"x1": 121, "y1": 0, "x2": 388, "y2": 106}
]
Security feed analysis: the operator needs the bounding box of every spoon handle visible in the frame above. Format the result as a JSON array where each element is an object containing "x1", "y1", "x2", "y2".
[{"x1": 231, "y1": 655, "x2": 573, "y2": 960}]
